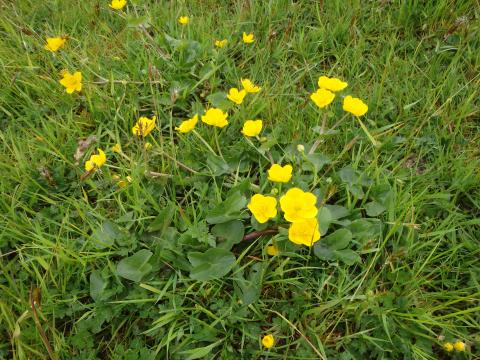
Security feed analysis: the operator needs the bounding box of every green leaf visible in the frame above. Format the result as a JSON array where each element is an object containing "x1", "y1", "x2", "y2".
[
  {"x1": 323, "y1": 229, "x2": 352, "y2": 250},
  {"x1": 179, "y1": 340, "x2": 223, "y2": 360},
  {"x1": 91, "y1": 220, "x2": 122, "y2": 249},
  {"x1": 324, "y1": 205, "x2": 350, "y2": 220},
  {"x1": 206, "y1": 192, "x2": 247, "y2": 224},
  {"x1": 334, "y1": 249, "x2": 361, "y2": 265},
  {"x1": 317, "y1": 207, "x2": 332, "y2": 236},
  {"x1": 212, "y1": 220, "x2": 245, "y2": 250},
  {"x1": 233, "y1": 263, "x2": 262, "y2": 305},
  {"x1": 188, "y1": 248, "x2": 236, "y2": 281},
  {"x1": 313, "y1": 242, "x2": 336, "y2": 261},
  {"x1": 206, "y1": 153, "x2": 231, "y2": 176},
  {"x1": 89, "y1": 271, "x2": 107, "y2": 301},
  {"x1": 117, "y1": 250, "x2": 153, "y2": 282},
  {"x1": 126, "y1": 15, "x2": 151, "y2": 28},
  {"x1": 348, "y1": 219, "x2": 382, "y2": 243},
  {"x1": 348, "y1": 184, "x2": 365, "y2": 199},
  {"x1": 338, "y1": 166, "x2": 358, "y2": 185},
  {"x1": 206, "y1": 92, "x2": 232, "y2": 110},
  {"x1": 365, "y1": 201, "x2": 386, "y2": 217},
  {"x1": 370, "y1": 183, "x2": 393, "y2": 206},
  {"x1": 148, "y1": 206, "x2": 175, "y2": 233},
  {"x1": 305, "y1": 153, "x2": 331, "y2": 172}
]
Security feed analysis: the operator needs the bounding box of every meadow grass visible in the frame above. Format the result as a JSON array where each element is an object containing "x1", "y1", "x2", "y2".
[{"x1": 0, "y1": 0, "x2": 479, "y2": 359}]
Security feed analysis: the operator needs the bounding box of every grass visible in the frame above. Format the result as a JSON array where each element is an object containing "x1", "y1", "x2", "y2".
[{"x1": 0, "y1": 0, "x2": 479, "y2": 359}]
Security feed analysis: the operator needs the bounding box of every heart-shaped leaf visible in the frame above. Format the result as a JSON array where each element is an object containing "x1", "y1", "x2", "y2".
[
  {"x1": 212, "y1": 220, "x2": 244, "y2": 250},
  {"x1": 188, "y1": 248, "x2": 236, "y2": 281}
]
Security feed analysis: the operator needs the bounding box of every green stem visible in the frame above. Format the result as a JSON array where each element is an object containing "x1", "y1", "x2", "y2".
[
  {"x1": 214, "y1": 128, "x2": 224, "y2": 159},
  {"x1": 192, "y1": 130, "x2": 217, "y2": 156},
  {"x1": 244, "y1": 137, "x2": 270, "y2": 162}
]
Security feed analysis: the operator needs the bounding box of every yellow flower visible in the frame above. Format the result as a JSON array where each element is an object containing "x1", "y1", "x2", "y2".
[
  {"x1": 144, "y1": 142, "x2": 152, "y2": 150},
  {"x1": 178, "y1": 16, "x2": 189, "y2": 25},
  {"x1": 443, "y1": 342, "x2": 454, "y2": 352},
  {"x1": 109, "y1": 0, "x2": 126, "y2": 10},
  {"x1": 241, "y1": 78, "x2": 261, "y2": 93},
  {"x1": 261, "y1": 334, "x2": 274, "y2": 349},
  {"x1": 132, "y1": 116, "x2": 156, "y2": 137},
  {"x1": 111, "y1": 143, "x2": 121, "y2": 153},
  {"x1": 310, "y1": 88, "x2": 335, "y2": 108},
  {"x1": 242, "y1": 120, "x2": 262, "y2": 137},
  {"x1": 44, "y1": 37, "x2": 66, "y2": 52},
  {"x1": 288, "y1": 218, "x2": 320, "y2": 246},
  {"x1": 201, "y1": 108, "x2": 228, "y2": 128},
  {"x1": 280, "y1": 188, "x2": 318, "y2": 222},
  {"x1": 59, "y1": 71, "x2": 82, "y2": 94},
  {"x1": 85, "y1": 149, "x2": 106, "y2": 172},
  {"x1": 343, "y1": 95, "x2": 368, "y2": 116},
  {"x1": 267, "y1": 164, "x2": 292, "y2": 183},
  {"x1": 176, "y1": 114, "x2": 198, "y2": 133},
  {"x1": 266, "y1": 244, "x2": 279, "y2": 256},
  {"x1": 453, "y1": 341, "x2": 465, "y2": 352},
  {"x1": 247, "y1": 194, "x2": 277, "y2": 224},
  {"x1": 227, "y1": 88, "x2": 247, "y2": 105},
  {"x1": 317, "y1": 76, "x2": 348, "y2": 92},
  {"x1": 243, "y1": 32, "x2": 254, "y2": 44},
  {"x1": 215, "y1": 39, "x2": 228, "y2": 48}
]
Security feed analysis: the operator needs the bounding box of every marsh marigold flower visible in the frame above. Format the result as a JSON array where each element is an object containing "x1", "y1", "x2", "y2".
[
  {"x1": 343, "y1": 95, "x2": 368, "y2": 116},
  {"x1": 178, "y1": 16, "x2": 189, "y2": 25},
  {"x1": 227, "y1": 88, "x2": 247, "y2": 105},
  {"x1": 202, "y1": 108, "x2": 228, "y2": 128},
  {"x1": 241, "y1": 78, "x2": 261, "y2": 93},
  {"x1": 288, "y1": 218, "x2": 320, "y2": 246},
  {"x1": 59, "y1": 71, "x2": 82, "y2": 94},
  {"x1": 267, "y1": 164, "x2": 292, "y2": 183},
  {"x1": 109, "y1": 0, "x2": 126, "y2": 10},
  {"x1": 317, "y1": 76, "x2": 348, "y2": 92},
  {"x1": 262, "y1": 334, "x2": 274, "y2": 349},
  {"x1": 242, "y1": 120, "x2": 262, "y2": 137},
  {"x1": 176, "y1": 115, "x2": 198, "y2": 133},
  {"x1": 247, "y1": 194, "x2": 277, "y2": 224},
  {"x1": 111, "y1": 143, "x2": 121, "y2": 153},
  {"x1": 453, "y1": 341, "x2": 465, "y2": 352},
  {"x1": 243, "y1": 32, "x2": 254, "y2": 43},
  {"x1": 310, "y1": 88, "x2": 335, "y2": 108},
  {"x1": 85, "y1": 149, "x2": 106, "y2": 172},
  {"x1": 44, "y1": 37, "x2": 66, "y2": 52},
  {"x1": 215, "y1": 39, "x2": 228, "y2": 48},
  {"x1": 132, "y1": 116, "x2": 156, "y2": 137},
  {"x1": 280, "y1": 187, "x2": 318, "y2": 222}
]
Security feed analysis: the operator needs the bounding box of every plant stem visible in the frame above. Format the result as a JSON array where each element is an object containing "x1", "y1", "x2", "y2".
[{"x1": 192, "y1": 130, "x2": 217, "y2": 156}]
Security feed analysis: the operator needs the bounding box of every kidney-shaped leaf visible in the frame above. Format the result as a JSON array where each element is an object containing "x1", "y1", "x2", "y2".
[{"x1": 188, "y1": 248, "x2": 236, "y2": 281}]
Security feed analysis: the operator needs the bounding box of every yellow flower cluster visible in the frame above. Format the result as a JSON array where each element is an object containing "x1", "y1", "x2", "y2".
[
  {"x1": 247, "y1": 164, "x2": 321, "y2": 247},
  {"x1": 227, "y1": 78, "x2": 261, "y2": 105},
  {"x1": 443, "y1": 341, "x2": 466, "y2": 352},
  {"x1": 85, "y1": 149, "x2": 106, "y2": 172},
  {"x1": 310, "y1": 75, "x2": 368, "y2": 116},
  {"x1": 132, "y1": 116, "x2": 156, "y2": 137},
  {"x1": 174, "y1": 78, "x2": 262, "y2": 136}
]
